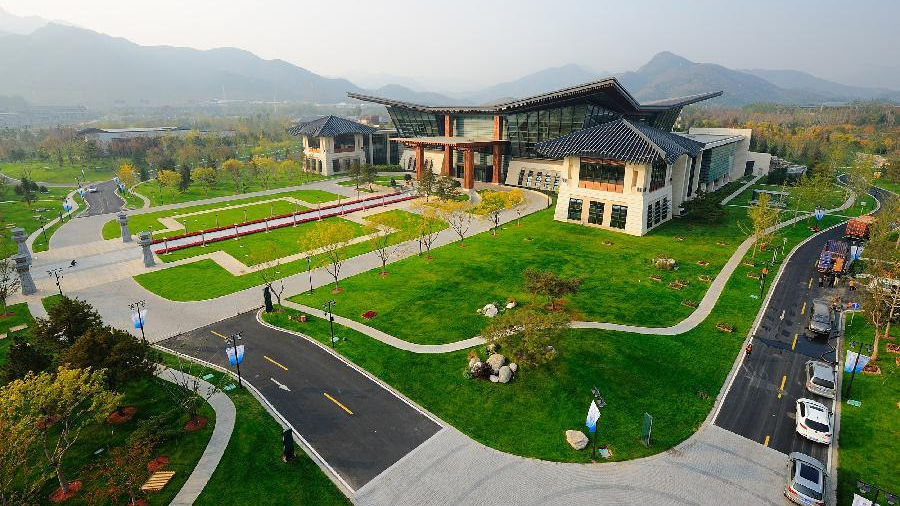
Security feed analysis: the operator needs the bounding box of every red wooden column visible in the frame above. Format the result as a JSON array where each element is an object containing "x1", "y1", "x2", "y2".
[
  {"x1": 415, "y1": 144, "x2": 425, "y2": 180},
  {"x1": 463, "y1": 148, "x2": 475, "y2": 189},
  {"x1": 491, "y1": 144, "x2": 502, "y2": 184},
  {"x1": 442, "y1": 146, "x2": 453, "y2": 176}
]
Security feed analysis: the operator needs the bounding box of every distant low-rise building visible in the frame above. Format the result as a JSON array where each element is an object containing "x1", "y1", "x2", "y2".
[
  {"x1": 287, "y1": 115, "x2": 377, "y2": 175},
  {"x1": 76, "y1": 126, "x2": 234, "y2": 151}
]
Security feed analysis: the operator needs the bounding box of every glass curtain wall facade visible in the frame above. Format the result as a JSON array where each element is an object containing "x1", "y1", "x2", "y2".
[
  {"x1": 505, "y1": 104, "x2": 620, "y2": 158},
  {"x1": 455, "y1": 115, "x2": 495, "y2": 139},
  {"x1": 649, "y1": 157, "x2": 667, "y2": 191},
  {"x1": 699, "y1": 142, "x2": 738, "y2": 183},
  {"x1": 387, "y1": 107, "x2": 443, "y2": 137}
]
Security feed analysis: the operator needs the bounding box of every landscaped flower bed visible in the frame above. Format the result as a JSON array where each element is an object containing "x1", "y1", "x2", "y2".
[{"x1": 362, "y1": 310, "x2": 377, "y2": 319}]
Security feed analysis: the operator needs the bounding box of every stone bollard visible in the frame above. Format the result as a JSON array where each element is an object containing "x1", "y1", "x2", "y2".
[
  {"x1": 13, "y1": 254, "x2": 36, "y2": 295},
  {"x1": 138, "y1": 231, "x2": 155, "y2": 267},
  {"x1": 11, "y1": 227, "x2": 30, "y2": 262},
  {"x1": 118, "y1": 212, "x2": 132, "y2": 243}
]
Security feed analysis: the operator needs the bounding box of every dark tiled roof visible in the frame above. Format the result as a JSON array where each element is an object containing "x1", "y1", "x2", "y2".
[
  {"x1": 287, "y1": 115, "x2": 376, "y2": 137},
  {"x1": 534, "y1": 119, "x2": 699, "y2": 164},
  {"x1": 348, "y1": 78, "x2": 721, "y2": 115}
]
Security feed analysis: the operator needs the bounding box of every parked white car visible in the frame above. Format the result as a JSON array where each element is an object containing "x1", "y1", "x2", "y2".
[
  {"x1": 805, "y1": 360, "x2": 836, "y2": 399},
  {"x1": 795, "y1": 398, "x2": 833, "y2": 444},
  {"x1": 785, "y1": 452, "x2": 827, "y2": 506}
]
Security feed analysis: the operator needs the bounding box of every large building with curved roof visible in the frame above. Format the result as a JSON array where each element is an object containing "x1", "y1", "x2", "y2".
[{"x1": 350, "y1": 78, "x2": 766, "y2": 235}]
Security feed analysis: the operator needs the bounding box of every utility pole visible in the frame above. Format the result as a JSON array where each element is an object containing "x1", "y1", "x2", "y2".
[
  {"x1": 323, "y1": 300, "x2": 337, "y2": 348},
  {"x1": 47, "y1": 267, "x2": 63, "y2": 297},
  {"x1": 128, "y1": 300, "x2": 147, "y2": 343}
]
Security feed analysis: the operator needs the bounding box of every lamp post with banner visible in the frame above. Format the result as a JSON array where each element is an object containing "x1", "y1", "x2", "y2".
[
  {"x1": 585, "y1": 387, "x2": 607, "y2": 461},
  {"x1": 813, "y1": 207, "x2": 825, "y2": 231},
  {"x1": 128, "y1": 300, "x2": 147, "y2": 343},
  {"x1": 225, "y1": 331, "x2": 245, "y2": 388}
]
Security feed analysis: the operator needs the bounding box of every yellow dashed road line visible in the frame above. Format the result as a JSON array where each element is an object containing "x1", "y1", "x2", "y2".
[
  {"x1": 324, "y1": 392, "x2": 353, "y2": 415},
  {"x1": 764, "y1": 435, "x2": 771, "y2": 447},
  {"x1": 791, "y1": 333, "x2": 799, "y2": 351},
  {"x1": 801, "y1": 302, "x2": 807, "y2": 315},
  {"x1": 264, "y1": 355, "x2": 288, "y2": 371},
  {"x1": 778, "y1": 375, "x2": 787, "y2": 399}
]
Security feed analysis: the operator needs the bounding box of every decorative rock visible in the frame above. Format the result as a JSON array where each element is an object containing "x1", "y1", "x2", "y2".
[
  {"x1": 509, "y1": 363, "x2": 518, "y2": 373},
  {"x1": 486, "y1": 354, "x2": 506, "y2": 374},
  {"x1": 498, "y1": 366, "x2": 512, "y2": 383},
  {"x1": 565, "y1": 430, "x2": 589, "y2": 450},
  {"x1": 482, "y1": 303, "x2": 498, "y2": 317},
  {"x1": 489, "y1": 375, "x2": 499, "y2": 383},
  {"x1": 505, "y1": 300, "x2": 517, "y2": 309},
  {"x1": 468, "y1": 357, "x2": 478, "y2": 369}
]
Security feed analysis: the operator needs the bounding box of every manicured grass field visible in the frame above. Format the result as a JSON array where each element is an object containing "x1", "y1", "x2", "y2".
[
  {"x1": 874, "y1": 179, "x2": 900, "y2": 195},
  {"x1": 0, "y1": 302, "x2": 34, "y2": 365},
  {"x1": 837, "y1": 318, "x2": 899, "y2": 506},
  {"x1": 727, "y1": 182, "x2": 848, "y2": 210},
  {"x1": 158, "y1": 217, "x2": 365, "y2": 266},
  {"x1": 293, "y1": 203, "x2": 755, "y2": 344},
  {"x1": 1, "y1": 186, "x2": 72, "y2": 252},
  {"x1": 0, "y1": 159, "x2": 125, "y2": 184},
  {"x1": 119, "y1": 187, "x2": 146, "y2": 209},
  {"x1": 154, "y1": 352, "x2": 350, "y2": 506},
  {"x1": 101, "y1": 189, "x2": 342, "y2": 240},
  {"x1": 135, "y1": 173, "x2": 331, "y2": 207},
  {"x1": 135, "y1": 210, "x2": 440, "y2": 301},
  {"x1": 263, "y1": 212, "x2": 839, "y2": 463}
]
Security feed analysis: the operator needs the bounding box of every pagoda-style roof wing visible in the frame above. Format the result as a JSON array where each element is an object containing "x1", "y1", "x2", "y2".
[
  {"x1": 287, "y1": 115, "x2": 376, "y2": 137},
  {"x1": 535, "y1": 119, "x2": 701, "y2": 164}
]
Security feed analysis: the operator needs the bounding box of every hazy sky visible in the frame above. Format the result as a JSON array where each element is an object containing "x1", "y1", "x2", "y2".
[{"x1": 3, "y1": 0, "x2": 899, "y2": 91}]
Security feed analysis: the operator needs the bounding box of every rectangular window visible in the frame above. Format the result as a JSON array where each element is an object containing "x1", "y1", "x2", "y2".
[
  {"x1": 649, "y1": 158, "x2": 668, "y2": 191},
  {"x1": 662, "y1": 197, "x2": 670, "y2": 220},
  {"x1": 610, "y1": 205, "x2": 628, "y2": 229},
  {"x1": 654, "y1": 200, "x2": 661, "y2": 224},
  {"x1": 552, "y1": 175, "x2": 560, "y2": 191},
  {"x1": 687, "y1": 156, "x2": 697, "y2": 197},
  {"x1": 567, "y1": 198, "x2": 583, "y2": 221},
  {"x1": 579, "y1": 160, "x2": 626, "y2": 192},
  {"x1": 526, "y1": 170, "x2": 534, "y2": 186},
  {"x1": 647, "y1": 204, "x2": 653, "y2": 229},
  {"x1": 588, "y1": 201, "x2": 604, "y2": 225},
  {"x1": 517, "y1": 169, "x2": 525, "y2": 185},
  {"x1": 544, "y1": 173, "x2": 553, "y2": 188},
  {"x1": 535, "y1": 172, "x2": 543, "y2": 188}
]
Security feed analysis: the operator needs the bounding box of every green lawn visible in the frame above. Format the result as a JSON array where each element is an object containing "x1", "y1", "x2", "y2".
[
  {"x1": 873, "y1": 179, "x2": 900, "y2": 195},
  {"x1": 154, "y1": 352, "x2": 350, "y2": 505},
  {"x1": 135, "y1": 210, "x2": 439, "y2": 301},
  {"x1": 728, "y1": 182, "x2": 848, "y2": 210},
  {"x1": 158, "y1": 218, "x2": 364, "y2": 266},
  {"x1": 101, "y1": 189, "x2": 342, "y2": 240},
  {"x1": 292, "y1": 203, "x2": 756, "y2": 345},
  {"x1": 261, "y1": 212, "x2": 840, "y2": 463},
  {"x1": 119, "y1": 187, "x2": 146, "y2": 210},
  {"x1": 837, "y1": 318, "x2": 899, "y2": 506},
  {"x1": 1, "y1": 186, "x2": 71, "y2": 253},
  {"x1": 0, "y1": 159, "x2": 126, "y2": 184},
  {"x1": 0, "y1": 302, "x2": 34, "y2": 365},
  {"x1": 135, "y1": 173, "x2": 331, "y2": 207}
]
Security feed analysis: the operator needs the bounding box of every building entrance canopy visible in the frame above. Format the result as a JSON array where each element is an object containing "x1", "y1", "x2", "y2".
[{"x1": 392, "y1": 137, "x2": 508, "y2": 189}]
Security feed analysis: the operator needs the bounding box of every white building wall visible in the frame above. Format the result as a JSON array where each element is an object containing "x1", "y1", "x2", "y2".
[{"x1": 505, "y1": 158, "x2": 564, "y2": 190}]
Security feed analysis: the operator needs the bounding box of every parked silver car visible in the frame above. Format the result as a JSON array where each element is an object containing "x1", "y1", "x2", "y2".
[
  {"x1": 785, "y1": 452, "x2": 827, "y2": 506},
  {"x1": 805, "y1": 360, "x2": 836, "y2": 399},
  {"x1": 808, "y1": 298, "x2": 834, "y2": 336}
]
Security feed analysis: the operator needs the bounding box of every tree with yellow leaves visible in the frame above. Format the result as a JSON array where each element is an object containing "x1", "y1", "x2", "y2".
[
  {"x1": 192, "y1": 166, "x2": 217, "y2": 196},
  {"x1": 300, "y1": 220, "x2": 357, "y2": 291},
  {"x1": 221, "y1": 158, "x2": 245, "y2": 193},
  {"x1": 745, "y1": 192, "x2": 781, "y2": 259},
  {"x1": 116, "y1": 163, "x2": 138, "y2": 190},
  {"x1": 156, "y1": 169, "x2": 181, "y2": 203}
]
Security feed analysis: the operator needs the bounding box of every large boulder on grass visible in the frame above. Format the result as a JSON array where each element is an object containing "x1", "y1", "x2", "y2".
[
  {"x1": 498, "y1": 365, "x2": 512, "y2": 383},
  {"x1": 509, "y1": 363, "x2": 518, "y2": 373},
  {"x1": 486, "y1": 354, "x2": 506, "y2": 374},
  {"x1": 566, "y1": 430, "x2": 589, "y2": 450}
]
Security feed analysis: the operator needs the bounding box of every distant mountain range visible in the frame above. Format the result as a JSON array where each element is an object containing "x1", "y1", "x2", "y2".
[{"x1": 0, "y1": 7, "x2": 897, "y2": 109}]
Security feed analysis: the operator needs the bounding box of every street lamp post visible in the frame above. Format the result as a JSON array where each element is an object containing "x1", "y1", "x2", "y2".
[
  {"x1": 844, "y1": 339, "x2": 874, "y2": 399},
  {"x1": 307, "y1": 257, "x2": 313, "y2": 294},
  {"x1": 229, "y1": 331, "x2": 244, "y2": 388},
  {"x1": 128, "y1": 300, "x2": 147, "y2": 343},
  {"x1": 47, "y1": 267, "x2": 64, "y2": 297},
  {"x1": 589, "y1": 387, "x2": 606, "y2": 461},
  {"x1": 323, "y1": 300, "x2": 337, "y2": 348},
  {"x1": 759, "y1": 267, "x2": 769, "y2": 299},
  {"x1": 39, "y1": 216, "x2": 49, "y2": 244}
]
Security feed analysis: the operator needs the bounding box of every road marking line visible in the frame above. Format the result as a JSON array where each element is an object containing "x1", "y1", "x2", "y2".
[
  {"x1": 264, "y1": 355, "x2": 288, "y2": 371},
  {"x1": 808, "y1": 277, "x2": 813, "y2": 289},
  {"x1": 764, "y1": 435, "x2": 770, "y2": 447},
  {"x1": 778, "y1": 375, "x2": 787, "y2": 398},
  {"x1": 791, "y1": 333, "x2": 798, "y2": 351},
  {"x1": 211, "y1": 330, "x2": 228, "y2": 341},
  {"x1": 324, "y1": 392, "x2": 353, "y2": 415},
  {"x1": 801, "y1": 302, "x2": 807, "y2": 315}
]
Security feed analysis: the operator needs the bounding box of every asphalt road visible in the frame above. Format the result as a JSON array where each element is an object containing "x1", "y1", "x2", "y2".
[
  {"x1": 715, "y1": 186, "x2": 888, "y2": 465},
  {"x1": 80, "y1": 180, "x2": 124, "y2": 216},
  {"x1": 159, "y1": 310, "x2": 442, "y2": 492}
]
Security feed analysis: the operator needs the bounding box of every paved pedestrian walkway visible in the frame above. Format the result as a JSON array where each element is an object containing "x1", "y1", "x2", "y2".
[
  {"x1": 720, "y1": 174, "x2": 763, "y2": 205},
  {"x1": 155, "y1": 366, "x2": 235, "y2": 506}
]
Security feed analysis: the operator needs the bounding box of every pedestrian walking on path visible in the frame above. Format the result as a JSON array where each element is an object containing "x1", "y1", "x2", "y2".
[
  {"x1": 849, "y1": 278, "x2": 856, "y2": 291},
  {"x1": 745, "y1": 343, "x2": 753, "y2": 357}
]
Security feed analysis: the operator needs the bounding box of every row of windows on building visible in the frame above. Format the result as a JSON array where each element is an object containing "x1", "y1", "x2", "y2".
[
  {"x1": 646, "y1": 197, "x2": 670, "y2": 230},
  {"x1": 579, "y1": 160, "x2": 625, "y2": 192},
  {"x1": 566, "y1": 198, "x2": 628, "y2": 230},
  {"x1": 516, "y1": 169, "x2": 561, "y2": 191}
]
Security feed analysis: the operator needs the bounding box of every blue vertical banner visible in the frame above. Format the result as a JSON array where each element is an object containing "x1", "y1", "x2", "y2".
[
  {"x1": 585, "y1": 401, "x2": 601, "y2": 433},
  {"x1": 131, "y1": 309, "x2": 147, "y2": 329},
  {"x1": 226, "y1": 345, "x2": 245, "y2": 366}
]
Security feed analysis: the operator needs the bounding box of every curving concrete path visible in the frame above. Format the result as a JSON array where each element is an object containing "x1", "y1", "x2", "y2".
[{"x1": 155, "y1": 366, "x2": 235, "y2": 506}]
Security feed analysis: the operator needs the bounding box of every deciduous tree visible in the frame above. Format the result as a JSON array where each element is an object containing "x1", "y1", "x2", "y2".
[
  {"x1": 300, "y1": 220, "x2": 356, "y2": 290},
  {"x1": 0, "y1": 245, "x2": 20, "y2": 316},
  {"x1": 0, "y1": 378, "x2": 49, "y2": 506},
  {"x1": 83, "y1": 433, "x2": 159, "y2": 506},
  {"x1": 192, "y1": 166, "x2": 217, "y2": 196},
  {"x1": 414, "y1": 203, "x2": 444, "y2": 256},
  {"x1": 434, "y1": 200, "x2": 474, "y2": 245},
  {"x1": 523, "y1": 268, "x2": 583, "y2": 310},
  {"x1": 156, "y1": 169, "x2": 181, "y2": 203},
  {"x1": 221, "y1": 158, "x2": 245, "y2": 193},
  {"x1": 116, "y1": 162, "x2": 138, "y2": 190},
  {"x1": 61, "y1": 326, "x2": 152, "y2": 390},
  {"x1": 745, "y1": 192, "x2": 781, "y2": 258}
]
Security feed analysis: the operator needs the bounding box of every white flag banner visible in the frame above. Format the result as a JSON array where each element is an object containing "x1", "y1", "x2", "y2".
[
  {"x1": 844, "y1": 351, "x2": 871, "y2": 373},
  {"x1": 585, "y1": 401, "x2": 601, "y2": 433},
  {"x1": 131, "y1": 309, "x2": 147, "y2": 329},
  {"x1": 226, "y1": 345, "x2": 245, "y2": 366}
]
